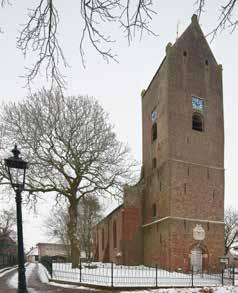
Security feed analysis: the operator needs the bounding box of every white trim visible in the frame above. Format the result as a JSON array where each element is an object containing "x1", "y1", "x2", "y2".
[
  {"x1": 170, "y1": 158, "x2": 224, "y2": 171},
  {"x1": 142, "y1": 216, "x2": 224, "y2": 228}
]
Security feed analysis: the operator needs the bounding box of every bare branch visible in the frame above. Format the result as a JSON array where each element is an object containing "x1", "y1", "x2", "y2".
[
  {"x1": 120, "y1": 0, "x2": 157, "y2": 44},
  {"x1": 17, "y1": 0, "x2": 68, "y2": 89},
  {"x1": 196, "y1": 0, "x2": 238, "y2": 40},
  {"x1": 224, "y1": 207, "x2": 238, "y2": 254},
  {"x1": 80, "y1": 0, "x2": 120, "y2": 66},
  {"x1": 1, "y1": 0, "x2": 11, "y2": 8},
  {"x1": 195, "y1": 0, "x2": 205, "y2": 19}
]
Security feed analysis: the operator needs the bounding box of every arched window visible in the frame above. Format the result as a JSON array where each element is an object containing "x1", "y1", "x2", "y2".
[
  {"x1": 152, "y1": 203, "x2": 157, "y2": 217},
  {"x1": 152, "y1": 123, "x2": 157, "y2": 141},
  {"x1": 192, "y1": 113, "x2": 204, "y2": 132},
  {"x1": 101, "y1": 228, "x2": 104, "y2": 250},
  {"x1": 113, "y1": 221, "x2": 117, "y2": 248}
]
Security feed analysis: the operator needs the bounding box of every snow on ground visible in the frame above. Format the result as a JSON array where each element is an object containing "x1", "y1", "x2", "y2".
[
  {"x1": 52, "y1": 262, "x2": 232, "y2": 287},
  {"x1": 38, "y1": 262, "x2": 50, "y2": 283},
  {"x1": 0, "y1": 266, "x2": 17, "y2": 277},
  {"x1": 122, "y1": 288, "x2": 238, "y2": 293},
  {"x1": 7, "y1": 263, "x2": 35, "y2": 289},
  {"x1": 38, "y1": 263, "x2": 99, "y2": 291},
  {"x1": 38, "y1": 263, "x2": 238, "y2": 292}
]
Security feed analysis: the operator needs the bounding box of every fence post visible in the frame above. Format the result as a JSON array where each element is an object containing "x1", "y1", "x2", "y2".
[
  {"x1": 191, "y1": 266, "x2": 194, "y2": 287},
  {"x1": 79, "y1": 259, "x2": 82, "y2": 283},
  {"x1": 48, "y1": 259, "x2": 53, "y2": 278},
  {"x1": 232, "y1": 266, "x2": 235, "y2": 286},
  {"x1": 111, "y1": 262, "x2": 114, "y2": 288},
  {"x1": 221, "y1": 266, "x2": 224, "y2": 286},
  {"x1": 155, "y1": 264, "x2": 158, "y2": 288}
]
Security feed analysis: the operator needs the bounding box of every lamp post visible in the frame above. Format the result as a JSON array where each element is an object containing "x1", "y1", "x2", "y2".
[{"x1": 5, "y1": 145, "x2": 28, "y2": 293}]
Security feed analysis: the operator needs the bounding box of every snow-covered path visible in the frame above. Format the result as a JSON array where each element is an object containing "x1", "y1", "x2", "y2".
[
  {"x1": 7, "y1": 263, "x2": 35, "y2": 290},
  {"x1": 0, "y1": 263, "x2": 98, "y2": 292}
]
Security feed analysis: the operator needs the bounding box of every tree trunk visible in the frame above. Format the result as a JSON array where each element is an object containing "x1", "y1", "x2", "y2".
[{"x1": 68, "y1": 198, "x2": 80, "y2": 268}]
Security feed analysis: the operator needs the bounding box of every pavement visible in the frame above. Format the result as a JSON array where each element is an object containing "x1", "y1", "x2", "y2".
[{"x1": 0, "y1": 263, "x2": 107, "y2": 292}]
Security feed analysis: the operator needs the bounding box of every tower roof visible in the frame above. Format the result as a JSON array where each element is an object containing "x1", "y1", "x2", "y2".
[
  {"x1": 142, "y1": 14, "x2": 219, "y2": 98},
  {"x1": 173, "y1": 14, "x2": 218, "y2": 65}
]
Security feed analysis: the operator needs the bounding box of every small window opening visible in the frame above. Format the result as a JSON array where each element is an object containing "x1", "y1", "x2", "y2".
[
  {"x1": 152, "y1": 158, "x2": 157, "y2": 169},
  {"x1": 160, "y1": 234, "x2": 162, "y2": 244},
  {"x1": 152, "y1": 203, "x2": 157, "y2": 217},
  {"x1": 160, "y1": 181, "x2": 162, "y2": 191},
  {"x1": 192, "y1": 113, "x2": 204, "y2": 132},
  {"x1": 184, "y1": 183, "x2": 187, "y2": 194},
  {"x1": 152, "y1": 123, "x2": 157, "y2": 141},
  {"x1": 113, "y1": 221, "x2": 117, "y2": 248},
  {"x1": 183, "y1": 51, "x2": 187, "y2": 57},
  {"x1": 187, "y1": 167, "x2": 190, "y2": 176},
  {"x1": 205, "y1": 59, "x2": 209, "y2": 66}
]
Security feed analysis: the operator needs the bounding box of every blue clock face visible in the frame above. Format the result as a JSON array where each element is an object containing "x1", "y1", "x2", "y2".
[{"x1": 192, "y1": 96, "x2": 204, "y2": 111}]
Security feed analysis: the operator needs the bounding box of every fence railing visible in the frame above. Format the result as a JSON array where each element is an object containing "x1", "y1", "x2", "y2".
[
  {"x1": 43, "y1": 261, "x2": 237, "y2": 288},
  {"x1": 0, "y1": 254, "x2": 16, "y2": 270}
]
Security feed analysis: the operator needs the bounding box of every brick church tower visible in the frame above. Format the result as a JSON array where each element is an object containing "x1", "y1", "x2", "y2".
[
  {"x1": 94, "y1": 15, "x2": 225, "y2": 272},
  {"x1": 141, "y1": 14, "x2": 224, "y2": 271}
]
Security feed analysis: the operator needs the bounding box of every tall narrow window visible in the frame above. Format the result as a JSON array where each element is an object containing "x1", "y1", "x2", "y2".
[
  {"x1": 113, "y1": 221, "x2": 117, "y2": 249},
  {"x1": 101, "y1": 228, "x2": 104, "y2": 250},
  {"x1": 152, "y1": 123, "x2": 157, "y2": 141},
  {"x1": 192, "y1": 113, "x2": 204, "y2": 132}
]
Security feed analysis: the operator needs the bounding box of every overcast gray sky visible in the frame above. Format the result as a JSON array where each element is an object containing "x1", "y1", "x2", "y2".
[{"x1": 0, "y1": 1, "x2": 237, "y2": 250}]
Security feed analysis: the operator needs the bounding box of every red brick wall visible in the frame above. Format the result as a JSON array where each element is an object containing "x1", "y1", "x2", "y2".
[{"x1": 143, "y1": 218, "x2": 224, "y2": 272}]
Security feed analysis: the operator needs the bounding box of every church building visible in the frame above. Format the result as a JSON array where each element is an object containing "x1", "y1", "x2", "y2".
[{"x1": 93, "y1": 15, "x2": 225, "y2": 272}]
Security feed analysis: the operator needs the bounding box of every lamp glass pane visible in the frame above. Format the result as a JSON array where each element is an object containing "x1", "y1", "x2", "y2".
[{"x1": 9, "y1": 167, "x2": 25, "y2": 187}]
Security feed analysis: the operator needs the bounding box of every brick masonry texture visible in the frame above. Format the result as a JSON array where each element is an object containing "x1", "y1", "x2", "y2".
[{"x1": 93, "y1": 14, "x2": 225, "y2": 272}]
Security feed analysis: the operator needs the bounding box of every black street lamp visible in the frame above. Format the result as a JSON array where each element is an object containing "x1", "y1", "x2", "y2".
[{"x1": 5, "y1": 145, "x2": 28, "y2": 293}]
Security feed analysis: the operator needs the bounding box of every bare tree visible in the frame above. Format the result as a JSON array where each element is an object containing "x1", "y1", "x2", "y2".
[
  {"x1": 224, "y1": 207, "x2": 238, "y2": 254},
  {"x1": 45, "y1": 204, "x2": 71, "y2": 258},
  {"x1": 0, "y1": 1, "x2": 156, "y2": 88},
  {"x1": 0, "y1": 208, "x2": 16, "y2": 254},
  {"x1": 0, "y1": 88, "x2": 136, "y2": 267},
  {"x1": 46, "y1": 195, "x2": 103, "y2": 261},
  {"x1": 78, "y1": 195, "x2": 103, "y2": 260}
]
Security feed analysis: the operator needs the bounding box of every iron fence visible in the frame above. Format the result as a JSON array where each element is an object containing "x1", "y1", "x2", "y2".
[
  {"x1": 44, "y1": 261, "x2": 237, "y2": 288},
  {"x1": 0, "y1": 254, "x2": 16, "y2": 270}
]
